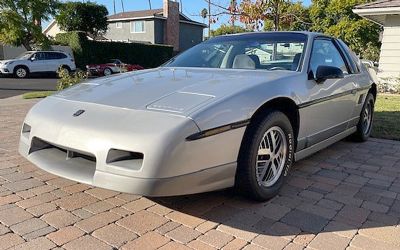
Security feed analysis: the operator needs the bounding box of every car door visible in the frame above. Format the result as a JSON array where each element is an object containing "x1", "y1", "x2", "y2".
[
  {"x1": 297, "y1": 37, "x2": 358, "y2": 148},
  {"x1": 45, "y1": 52, "x2": 62, "y2": 72},
  {"x1": 28, "y1": 52, "x2": 47, "y2": 73}
]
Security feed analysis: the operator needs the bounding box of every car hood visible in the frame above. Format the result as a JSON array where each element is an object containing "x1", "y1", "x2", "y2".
[
  {"x1": 53, "y1": 67, "x2": 297, "y2": 116},
  {"x1": 0, "y1": 60, "x2": 14, "y2": 65}
]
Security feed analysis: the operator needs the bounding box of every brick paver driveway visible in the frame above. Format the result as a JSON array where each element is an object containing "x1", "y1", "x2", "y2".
[{"x1": 1, "y1": 99, "x2": 400, "y2": 250}]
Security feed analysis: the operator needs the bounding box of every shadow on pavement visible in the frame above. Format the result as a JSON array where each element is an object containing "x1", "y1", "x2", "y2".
[{"x1": 150, "y1": 140, "x2": 400, "y2": 239}]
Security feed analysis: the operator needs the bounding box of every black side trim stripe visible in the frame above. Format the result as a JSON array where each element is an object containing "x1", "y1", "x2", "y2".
[
  {"x1": 186, "y1": 119, "x2": 250, "y2": 141},
  {"x1": 298, "y1": 85, "x2": 370, "y2": 109}
]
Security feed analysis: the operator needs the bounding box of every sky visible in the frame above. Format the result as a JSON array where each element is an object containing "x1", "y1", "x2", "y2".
[{"x1": 56, "y1": 0, "x2": 312, "y2": 29}]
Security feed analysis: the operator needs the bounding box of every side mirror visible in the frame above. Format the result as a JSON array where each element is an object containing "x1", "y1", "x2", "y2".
[
  {"x1": 30, "y1": 57, "x2": 36, "y2": 61},
  {"x1": 314, "y1": 65, "x2": 344, "y2": 83}
]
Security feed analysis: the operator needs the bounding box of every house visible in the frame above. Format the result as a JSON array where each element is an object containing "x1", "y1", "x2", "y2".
[
  {"x1": 353, "y1": 0, "x2": 400, "y2": 80},
  {"x1": 43, "y1": 0, "x2": 206, "y2": 52}
]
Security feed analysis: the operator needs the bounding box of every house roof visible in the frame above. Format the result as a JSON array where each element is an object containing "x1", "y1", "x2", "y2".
[
  {"x1": 355, "y1": 0, "x2": 400, "y2": 9},
  {"x1": 108, "y1": 9, "x2": 164, "y2": 20},
  {"x1": 107, "y1": 9, "x2": 207, "y2": 27},
  {"x1": 353, "y1": 0, "x2": 400, "y2": 25}
]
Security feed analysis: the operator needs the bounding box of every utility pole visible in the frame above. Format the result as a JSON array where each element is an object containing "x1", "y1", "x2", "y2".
[
  {"x1": 208, "y1": 0, "x2": 211, "y2": 38},
  {"x1": 148, "y1": 0, "x2": 152, "y2": 10},
  {"x1": 113, "y1": 0, "x2": 116, "y2": 14}
]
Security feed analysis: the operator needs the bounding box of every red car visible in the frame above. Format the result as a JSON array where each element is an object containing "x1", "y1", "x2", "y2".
[{"x1": 86, "y1": 59, "x2": 144, "y2": 76}]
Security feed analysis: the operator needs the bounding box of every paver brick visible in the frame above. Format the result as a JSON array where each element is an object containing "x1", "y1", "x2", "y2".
[
  {"x1": 46, "y1": 226, "x2": 85, "y2": 246},
  {"x1": 64, "y1": 235, "x2": 112, "y2": 250},
  {"x1": 281, "y1": 209, "x2": 329, "y2": 233},
  {"x1": 26, "y1": 202, "x2": 57, "y2": 217},
  {"x1": 10, "y1": 218, "x2": 48, "y2": 235},
  {"x1": 0, "y1": 206, "x2": 32, "y2": 226},
  {"x1": 22, "y1": 226, "x2": 55, "y2": 240},
  {"x1": 75, "y1": 211, "x2": 121, "y2": 233},
  {"x1": 121, "y1": 231, "x2": 169, "y2": 250},
  {"x1": 188, "y1": 239, "x2": 217, "y2": 250},
  {"x1": 93, "y1": 223, "x2": 137, "y2": 248},
  {"x1": 308, "y1": 232, "x2": 351, "y2": 250},
  {"x1": 222, "y1": 238, "x2": 248, "y2": 250},
  {"x1": 198, "y1": 229, "x2": 234, "y2": 248},
  {"x1": 41, "y1": 210, "x2": 80, "y2": 229},
  {"x1": 12, "y1": 236, "x2": 55, "y2": 250},
  {"x1": 252, "y1": 234, "x2": 291, "y2": 250},
  {"x1": 117, "y1": 210, "x2": 169, "y2": 235},
  {"x1": 0, "y1": 233, "x2": 25, "y2": 250},
  {"x1": 54, "y1": 192, "x2": 99, "y2": 211},
  {"x1": 166, "y1": 211, "x2": 205, "y2": 228},
  {"x1": 165, "y1": 225, "x2": 202, "y2": 244}
]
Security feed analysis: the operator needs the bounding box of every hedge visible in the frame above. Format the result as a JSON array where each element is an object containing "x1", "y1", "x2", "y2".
[{"x1": 54, "y1": 32, "x2": 173, "y2": 69}]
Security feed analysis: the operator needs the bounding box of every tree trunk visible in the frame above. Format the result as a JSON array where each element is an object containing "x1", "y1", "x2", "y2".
[{"x1": 22, "y1": 40, "x2": 32, "y2": 51}]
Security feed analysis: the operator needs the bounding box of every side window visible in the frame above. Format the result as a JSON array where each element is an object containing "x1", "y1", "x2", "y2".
[
  {"x1": 35, "y1": 52, "x2": 46, "y2": 60},
  {"x1": 309, "y1": 39, "x2": 348, "y2": 75},
  {"x1": 337, "y1": 40, "x2": 360, "y2": 73}
]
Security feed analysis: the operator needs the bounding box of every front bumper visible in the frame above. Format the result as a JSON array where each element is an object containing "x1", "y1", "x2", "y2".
[
  {"x1": 0, "y1": 66, "x2": 11, "y2": 74},
  {"x1": 19, "y1": 97, "x2": 243, "y2": 196}
]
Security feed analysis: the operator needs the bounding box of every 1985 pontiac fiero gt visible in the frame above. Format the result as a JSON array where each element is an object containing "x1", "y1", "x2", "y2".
[{"x1": 19, "y1": 32, "x2": 376, "y2": 201}]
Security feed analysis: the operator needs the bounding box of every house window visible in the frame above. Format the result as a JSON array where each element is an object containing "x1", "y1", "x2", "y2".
[
  {"x1": 115, "y1": 22, "x2": 122, "y2": 28},
  {"x1": 130, "y1": 21, "x2": 145, "y2": 33}
]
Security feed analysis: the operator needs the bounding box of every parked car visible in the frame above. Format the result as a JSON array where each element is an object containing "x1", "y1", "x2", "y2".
[
  {"x1": 86, "y1": 59, "x2": 144, "y2": 76},
  {"x1": 0, "y1": 51, "x2": 76, "y2": 78},
  {"x1": 19, "y1": 32, "x2": 376, "y2": 201}
]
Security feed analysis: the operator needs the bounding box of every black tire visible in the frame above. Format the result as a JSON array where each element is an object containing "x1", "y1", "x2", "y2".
[
  {"x1": 103, "y1": 67, "x2": 113, "y2": 76},
  {"x1": 236, "y1": 110, "x2": 295, "y2": 201},
  {"x1": 14, "y1": 66, "x2": 29, "y2": 78},
  {"x1": 351, "y1": 93, "x2": 375, "y2": 142}
]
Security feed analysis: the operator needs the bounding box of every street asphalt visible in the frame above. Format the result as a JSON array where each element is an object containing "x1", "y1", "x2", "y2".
[{"x1": 0, "y1": 75, "x2": 58, "y2": 99}]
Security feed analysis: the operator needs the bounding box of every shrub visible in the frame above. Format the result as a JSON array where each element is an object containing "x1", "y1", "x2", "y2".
[
  {"x1": 55, "y1": 32, "x2": 173, "y2": 69},
  {"x1": 378, "y1": 76, "x2": 400, "y2": 94},
  {"x1": 57, "y1": 67, "x2": 88, "y2": 91}
]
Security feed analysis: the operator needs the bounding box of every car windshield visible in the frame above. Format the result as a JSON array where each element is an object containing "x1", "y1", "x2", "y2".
[
  {"x1": 16, "y1": 52, "x2": 34, "y2": 59},
  {"x1": 165, "y1": 33, "x2": 307, "y2": 71}
]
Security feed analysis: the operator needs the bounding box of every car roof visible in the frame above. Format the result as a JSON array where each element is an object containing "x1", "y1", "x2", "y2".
[
  {"x1": 219, "y1": 31, "x2": 330, "y2": 40},
  {"x1": 26, "y1": 51, "x2": 68, "y2": 54}
]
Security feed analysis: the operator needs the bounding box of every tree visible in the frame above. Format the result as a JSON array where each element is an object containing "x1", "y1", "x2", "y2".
[
  {"x1": 56, "y1": 2, "x2": 108, "y2": 37},
  {"x1": 309, "y1": 0, "x2": 382, "y2": 61},
  {"x1": 0, "y1": 0, "x2": 59, "y2": 50},
  {"x1": 234, "y1": 0, "x2": 310, "y2": 31},
  {"x1": 211, "y1": 24, "x2": 249, "y2": 36}
]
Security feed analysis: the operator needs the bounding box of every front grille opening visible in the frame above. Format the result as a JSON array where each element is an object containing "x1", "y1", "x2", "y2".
[
  {"x1": 29, "y1": 137, "x2": 96, "y2": 163},
  {"x1": 106, "y1": 149, "x2": 144, "y2": 164}
]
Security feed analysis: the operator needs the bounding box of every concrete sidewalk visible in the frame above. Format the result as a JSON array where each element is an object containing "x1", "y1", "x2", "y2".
[{"x1": 0, "y1": 100, "x2": 400, "y2": 250}]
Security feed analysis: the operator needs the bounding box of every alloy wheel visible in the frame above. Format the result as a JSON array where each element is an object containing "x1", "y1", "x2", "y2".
[
  {"x1": 256, "y1": 126, "x2": 287, "y2": 187},
  {"x1": 16, "y1": 68, "x2": 27, "y2": 78},
  {"x1": 362, "y1": 101, "x2": 373, "y2": 135}
]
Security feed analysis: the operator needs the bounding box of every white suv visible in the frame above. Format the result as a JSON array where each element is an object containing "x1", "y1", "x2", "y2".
[{"x1": 0, "y1": 51, "x2": 76, "y2": 78}]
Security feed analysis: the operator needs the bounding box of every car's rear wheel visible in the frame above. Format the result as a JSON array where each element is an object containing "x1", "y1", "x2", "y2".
[
  {"x1": 236, "y1": 110, "x2": 294, "y2": 201},
  {"x1": 103, "y1": 68, "x2": 112, "y2": 76},
  {"x1": 14, "y1": 66, "x2": 28, "y2": 78},
  {"x1": 58, "y1": 66, "x2": 71, "y2": 77},
  {"x1": 351, "y1": 93, "x2": 375, "y2": 142}
]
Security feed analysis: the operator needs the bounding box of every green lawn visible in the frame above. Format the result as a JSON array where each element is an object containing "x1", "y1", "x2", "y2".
[
  {"x1": 22, "y1": 91, "x2": 55, "y2": 99},
  {"x1": 372, "y1": 94, "x2": 400, "y2": 141}
]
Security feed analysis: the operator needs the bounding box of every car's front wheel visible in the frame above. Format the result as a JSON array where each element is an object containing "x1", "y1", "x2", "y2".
[
  {"x1": 103, "y1": 68, "x2": 112, "y2": 76},
  {"x1": 236, "y1": 111, "x2": 294, "y2": 201},
  {"x1": 351, "y1": 93, "x2": 375, "y2": 142},
  {"x1": 14, "y1": 66, "x2": 29, "y2": 78}
]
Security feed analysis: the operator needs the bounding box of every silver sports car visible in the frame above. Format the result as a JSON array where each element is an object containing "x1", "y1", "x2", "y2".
[{"x1": 19, "y1": 32, "x2": 376, "y2": 201}]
